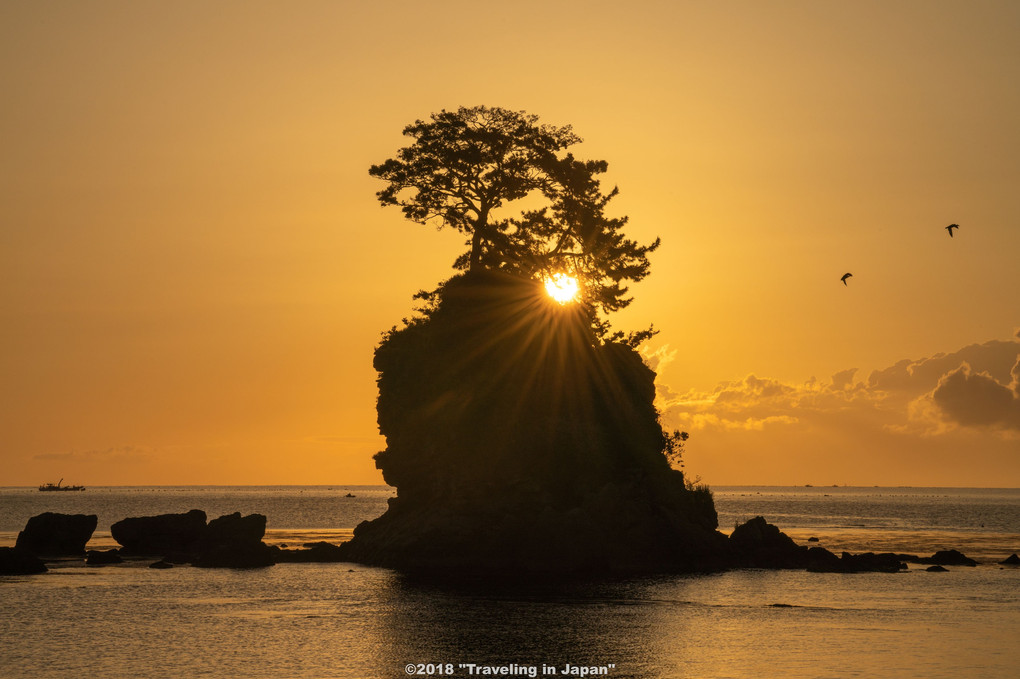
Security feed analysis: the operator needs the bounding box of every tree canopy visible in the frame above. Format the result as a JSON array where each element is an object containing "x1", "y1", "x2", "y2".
[{"x1": 370, "y1": 105, "x2": 659, "y2": 343}]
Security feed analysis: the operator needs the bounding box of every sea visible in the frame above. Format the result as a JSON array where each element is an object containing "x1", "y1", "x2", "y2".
[{"x1": 1, "y1": 485, "x2": 1018, "y2": 678}]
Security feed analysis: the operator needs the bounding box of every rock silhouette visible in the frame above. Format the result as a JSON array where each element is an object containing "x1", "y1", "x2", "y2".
[
  {"x1": 728, "y1": 516, "x2": 808, "y2": 568},
  {"x1": 920, "y1": 549, "x2": 978, "y2": 566},
  {"x1": 110, "y1": 510, "x2": 274, "y2": 567},
  {"x1": 111, "y1": 509, "x2": 207, "y2": 555},
  {"x1": 0, "y1": 547, "x2": 48, "y2": 575},
  {"x1": 806, "y1": 548, "x2": 908, "y2": 573},
  {"x1": 15, "y1": 512, "x2": 97, "y2": 556},
  {"x1": 192, "y1": 512, "x2": 275, "y2": 569},
  {"x1": 339, "y1": 270, "x2": 725, "y2": 573}
]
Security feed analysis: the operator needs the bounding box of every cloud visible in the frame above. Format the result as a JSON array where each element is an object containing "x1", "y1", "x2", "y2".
[
  {"x1": 669, "y1": 412, "x2": 800, "y2": 431},
  {"x1": 657, "y1": 333, "x2": 1020, "y2": 438},
  {"x1": 640, "y1": 344, "x2": 677, "y2": 373},
  {"x1": 659, "y1": 374, "x2": 838, "y2": 433},
  {"x1": 651, "y1": 331, "x2": 1020, "y2": 484},
  {"x1": 930, "y1": 360, "x2": 1020, "y2": 431},
  {"x1": 33, "y1": 445, "x2": 156, "y2": 462},
  {"x1": 866, "y1": 339, "x2": 1019, "y2": 394},
  {"x1": 831, "y1": 367, "x2": 858, "y2": 390}
]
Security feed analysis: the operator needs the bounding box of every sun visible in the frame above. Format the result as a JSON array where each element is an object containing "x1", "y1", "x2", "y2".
[{"x1": 544, "y1": 273, "x2": 580, "y2": 304}]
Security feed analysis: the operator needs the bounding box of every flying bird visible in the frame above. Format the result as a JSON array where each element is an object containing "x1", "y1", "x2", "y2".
[
  {"x1": 841, "y1": 273, "x2": 852, "y2": 286},
  {"x1": 946, "y1": 223, "x2": 959, "y2": 237}
]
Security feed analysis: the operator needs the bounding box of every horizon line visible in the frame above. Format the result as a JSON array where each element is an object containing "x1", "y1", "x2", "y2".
[{"x1": 4, "y1": 483, "x2": 1019, "y2": 490}]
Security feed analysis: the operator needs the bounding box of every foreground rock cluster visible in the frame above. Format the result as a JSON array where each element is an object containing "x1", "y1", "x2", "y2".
[
  {"x1": 724, "y1": 516, "x2": 990, "y2": 573},
  {"x1": 1, "y1": 509, "x2": 355, "y2": 574},
  {"x1": 3, "y1": 510, "x2": 1012, "y2": 576}
]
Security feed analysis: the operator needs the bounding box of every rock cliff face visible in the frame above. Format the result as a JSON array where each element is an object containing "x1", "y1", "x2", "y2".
[{"x1": 339, "y1": 270, "x2": 724, "y2": 573}]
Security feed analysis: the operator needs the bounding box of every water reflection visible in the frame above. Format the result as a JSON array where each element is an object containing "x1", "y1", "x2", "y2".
[
  {"x1": 373, "y1": 573, "x2": 703, "y2": 678},
  {"x1": 367, "y1": 567, "x2": 1020, "y2": 679},
  {"x1": 4, "y1": 562, "x2": 1019, "y2": 678}
]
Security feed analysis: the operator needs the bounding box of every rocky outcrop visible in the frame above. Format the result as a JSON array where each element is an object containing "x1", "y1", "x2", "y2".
[
  {"x1": 111, "y1": 509, "x2": 207, "y2": 556},
  {"x1": 721, "y1": 518, "x2": 908, "y2": 573},
  {"x1": 15, "y1": 512, "x2": 97, "y2": 556},
  {"x1": 0, "y1": 547, "x2": 47, "y2": 575},
  {"x1": 719, "y1": 518, "x2": 913, "y2": 573},
  {"x1": 197, "y1": 512, "x2": 266, "y2": 550},
  {"x1": 920, "y1": 549, "x2": 978, "y2": 567},
  {"x1": 728, "y1": 516, "x2": 807, "y2": 568},
  {"x1": 806, "y1": 548, "x2": 907, "y2": 573},
  {"x1": 109, "y1": 509, "x2": 275, "y2": 568},
  {"x1": 1000, "y1": 553, "x2": 1020, "y2": 565},
  {"x1": 192, "y1": 513, "x2": 274, "y2": 569},
  {"x1": 339, "y1": 271, "x2": 723, "y2": 574}
]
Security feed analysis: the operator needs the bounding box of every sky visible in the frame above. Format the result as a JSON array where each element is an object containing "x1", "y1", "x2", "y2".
[{"x1": 2, "y1": 1, "x2": 1018, "y2": 486}]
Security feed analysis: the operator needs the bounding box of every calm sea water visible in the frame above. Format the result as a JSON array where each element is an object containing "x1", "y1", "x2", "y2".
[{"x1": 2, "y1": 486, "x2": 1018, "y2": 678}]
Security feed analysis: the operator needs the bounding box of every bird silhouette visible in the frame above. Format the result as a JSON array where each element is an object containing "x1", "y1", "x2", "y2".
[
  {"x1": 946, "y1": 223, "x2": 959, "y2": 237},
  {"x1": 841, "y1": 273, "x2": 852, "y2": 286}
]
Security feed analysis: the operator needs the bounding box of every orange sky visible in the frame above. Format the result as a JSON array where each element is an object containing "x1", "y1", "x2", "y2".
[{"x1": 2, "y1": 1, "x2": 1018, "y2": 486}]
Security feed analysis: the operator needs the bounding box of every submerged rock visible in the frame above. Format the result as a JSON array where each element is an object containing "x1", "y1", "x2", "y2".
[
  {"x1": 926, "y1": 565, "x2": 949, "y2": 572},
  {"x1": 274, "y1": 541, "x2": 347, "y2": 563},
  {"x1": 112, "y1": 509, "x2": 207, "y2": 556},
  {"x1": 0, "y1": 547, "x2": 47, "y2": 575},
  {"x1": 149, "y1": 560, "x2": 173, "y2": 569},
  {"x1": 805, "y1": 547, "x2": 907, "y2": 573},
  {"x1": 840, "y1": 552, "x2": 907, "y2": 573},
  {"x1": 15, "y1": 512, "x2": 97, "y2": 556},
  {"x1": 85, "y1": 549, "x2": 123, "y2": 565}
]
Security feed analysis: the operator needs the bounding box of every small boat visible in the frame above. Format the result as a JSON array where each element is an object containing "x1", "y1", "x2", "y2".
[{"x1": 38, "y1": 478, "x2": 86, "y2": 492}]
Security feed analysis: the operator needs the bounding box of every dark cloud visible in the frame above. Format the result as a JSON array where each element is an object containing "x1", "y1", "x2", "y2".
[
  {"x1": 831, "y1": 368, "x2": 858, "y2": 390},
  {"x1": 867, "y1": 339, "x2": 1019, "y2": 393},
  {"x1": 931, "y1": 360, "x2": 1020, "y2": 431}
]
